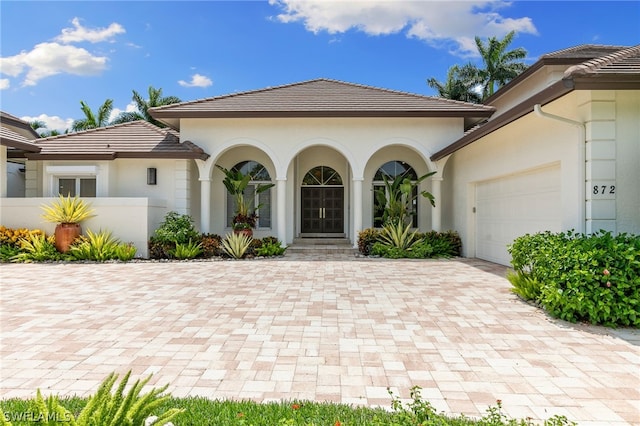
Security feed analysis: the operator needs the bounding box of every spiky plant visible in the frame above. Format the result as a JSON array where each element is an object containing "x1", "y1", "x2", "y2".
[
  {"x1": 221, "y1": 232, "x2": 253, "y2": 259},
  {"x1": 379, "y1": 219, "x2": 421, "y2": 250},
  {"x1": 41, "y1": 195, "x2": 96, "y2": 224}
]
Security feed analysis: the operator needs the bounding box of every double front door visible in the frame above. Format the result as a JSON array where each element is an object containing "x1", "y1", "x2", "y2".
[{"x1": 301, "y1": 187, "x2": 344, "y2": 234}]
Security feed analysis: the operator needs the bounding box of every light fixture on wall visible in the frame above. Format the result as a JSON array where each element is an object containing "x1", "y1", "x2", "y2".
[{"x1": 147, "y1": 167, "x2": 157, "y2": 185}]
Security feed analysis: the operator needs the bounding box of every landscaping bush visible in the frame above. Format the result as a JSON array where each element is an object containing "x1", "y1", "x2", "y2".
[
  {"x1": 200, "y1": 233, "x2": 222, "y2": 258},
  {"x1": 358, "y1": 228, "x2": 380, "y2": 256},
  {"x1": 508, "y1": 231, "x2": 640, "y2": 327},
  {"x1": 11, "y1": 233, "x2": 62, "y2": 263},
  {"x1": 255, "y1": 237, "x2": 286, "y2": 257},
  {"x1": 151, "y1": 211, "x2": 199, "y2": 245},
  {"x1": 359, "y1": 226, "x2": 462, "y2": 259}
]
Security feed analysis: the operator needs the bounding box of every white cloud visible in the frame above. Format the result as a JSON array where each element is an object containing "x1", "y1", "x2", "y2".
[
  {"x1": 21, "y1": 114, "x2": 74, "y2": 134},
  {"x1": 109, "y1": 101, "x2": 139, "y2": 123},
  {"x1": 0, "y1": 18, "x2": 124, "y2": 87},
  {"x1": 269, "y1": 0, "x2": 537, "y2": 57},
  {"x1": 178, "y1": 73, "x2": 213, "y2": 88},
  {"x1": 0, "y1": 79, "x2": 9, "y2": 90},
  {"x1": 56, "y1": 17, "x2": 125, "y2": 44},
  {"x1": 0, "y1": 42, "x2": 108, "y2": 86}
]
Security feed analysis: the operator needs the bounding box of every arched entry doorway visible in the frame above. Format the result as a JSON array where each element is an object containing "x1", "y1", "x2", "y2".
[{"x1": 301, "y1": 166, "x2": 344, "y2": 235}]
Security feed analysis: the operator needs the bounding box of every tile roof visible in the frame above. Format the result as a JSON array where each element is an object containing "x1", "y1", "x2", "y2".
[
  {"x1": 150, "y1": 78, "x2": 495, "y2": 121},
  {"x1": 1, "y1": 126, "x2": 41, "y2": 152},
  {"x1": 432, "y1": 44, "x2": 640, "y2": 161},
  {"x1": 26, "y1": 120, "x2": 208, "y2": 160},
  {"x1": 564, "y1": 44, "x2": 640, "y2": 77},
  {"x1": 1, "y1": 111, "x2": 40, "y2": 139}
]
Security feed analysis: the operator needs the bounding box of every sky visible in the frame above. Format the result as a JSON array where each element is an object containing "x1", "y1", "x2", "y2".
[{"x1": 1, "y1": 0, "x2": 639, "y2": 133}]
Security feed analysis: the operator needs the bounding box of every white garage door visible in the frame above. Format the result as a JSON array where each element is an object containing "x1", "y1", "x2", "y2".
[{"x1": 475, "y1": 164, "x2": 562, "y2": 266}]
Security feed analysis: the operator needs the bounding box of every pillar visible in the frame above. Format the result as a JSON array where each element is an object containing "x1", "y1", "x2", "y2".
[
  {"x1": 352, "y1": 177, "x2": 363, "y2": 247},
  {"x1": 276, "y1": 178, "x2": 287, "y2": 246}
]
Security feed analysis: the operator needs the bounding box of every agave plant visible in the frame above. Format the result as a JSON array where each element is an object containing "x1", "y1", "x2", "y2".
[
  {"x1": 221, "y1": 232, "x2": 253, "y2": 259},
  {"x1": 379, "y1": 219, "x2": 421, "y2": 250}
]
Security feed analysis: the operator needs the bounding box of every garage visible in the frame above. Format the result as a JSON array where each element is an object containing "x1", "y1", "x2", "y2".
[{"x1": 475, "y1": 164, "x2": 562, "y2": 265}]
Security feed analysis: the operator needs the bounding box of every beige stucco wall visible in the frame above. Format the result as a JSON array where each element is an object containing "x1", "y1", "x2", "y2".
[
  {"x1": 182, "y1": 116, "x2": 462, "y2": 241},
  {"x1": 445, "y1": 89, "x2": 640, "y2": 261},
  {"x1": 0, "y1": 197, "x2": 166, "y2": 258}
]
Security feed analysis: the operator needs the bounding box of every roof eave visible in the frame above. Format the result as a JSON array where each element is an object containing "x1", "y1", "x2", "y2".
[
  {"x1": 1, "y1": 139, "x2": 42, "y2": 152},
  {"x1": 25, "y1": 152, "x2": 209, "y2": 161},
  {"x1": 431, "y1": 80, "x2": 571, "y2": 161},
  {"x1": 150, "y1": 110, "x2": 495, "y2": 119}
]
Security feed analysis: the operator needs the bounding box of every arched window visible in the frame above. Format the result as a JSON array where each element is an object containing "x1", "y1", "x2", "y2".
[
  {"x1": 373, "y1": 161, "x2": 418, "y2": 228},
  {"x1": 226, "y1": 161, "x2": 272, "y2": 228},
  {"x1": 302, "y1": 166, "x2": 343, "y2": 186}
]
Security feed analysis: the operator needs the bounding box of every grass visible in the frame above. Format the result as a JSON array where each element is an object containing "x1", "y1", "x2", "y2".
[{"x1": 1, "y1": 388, "x2": 576, "y2": 426}]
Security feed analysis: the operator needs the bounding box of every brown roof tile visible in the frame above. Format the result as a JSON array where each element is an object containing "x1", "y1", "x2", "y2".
[
  {"x1": 150, "y1": 78, "x2": 495, "y2": 120},
  {"x1": 1, "y1": 126, "x2": 41, "y2": 152},
  {"x1": 26, "y1": 120, "x2": 208, "y2": 160}
]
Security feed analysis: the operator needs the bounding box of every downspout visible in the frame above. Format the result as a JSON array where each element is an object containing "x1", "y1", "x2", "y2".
[{"x1": 533, "y1": 104, "x2": 586, "y2": 234}]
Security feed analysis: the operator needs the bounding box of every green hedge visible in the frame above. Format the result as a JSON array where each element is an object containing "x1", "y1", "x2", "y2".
[{"x1": 508, "y1": 231, "x2": 640, "y2": 327}]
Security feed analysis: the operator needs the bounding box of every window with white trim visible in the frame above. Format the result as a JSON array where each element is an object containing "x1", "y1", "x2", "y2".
[
  {"x1": 373, "y1": 161, "x2": 418, "y2": 228},
  {"x1": 226, "y1": 161, "x2": 272, "y2": 229},
  {"x1": 58, "y1": 177, "x2": 97, "y2": 197}
]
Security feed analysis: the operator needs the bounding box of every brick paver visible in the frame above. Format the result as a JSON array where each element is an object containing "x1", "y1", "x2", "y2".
[{"x1": 1, "y1": 256, "x2": 638, "y2": 425}]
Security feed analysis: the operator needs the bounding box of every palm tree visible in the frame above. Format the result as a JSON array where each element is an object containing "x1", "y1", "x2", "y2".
[
  {"x1": 71, "y1": 99, "x2": 114, "y2": 131},
  {"x1": 474, "y1": 31, "x2": 527, "y2": 99},
  {"x1": 427, "y1": 63, "x2": 483, "y2": 103},
  {"x1": 30, "y1": 120, "x2": 63, "y2": 137},
  {"x1": 111, "y1": 86, "x2": 181, "y2": 128}
]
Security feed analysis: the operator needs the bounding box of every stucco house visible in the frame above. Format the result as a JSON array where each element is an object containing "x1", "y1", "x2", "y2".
[{"x1": 1, "y1": 44, "x2": 638, "y2": 264}]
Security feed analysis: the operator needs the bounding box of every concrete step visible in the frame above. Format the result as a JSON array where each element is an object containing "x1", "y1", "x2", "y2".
[{"x1": 287, "y1": 238, "x2": 358, "y2": 255}]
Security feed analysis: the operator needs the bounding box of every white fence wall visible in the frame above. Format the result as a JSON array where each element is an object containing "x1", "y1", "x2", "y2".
[{"x1": 0, "y1": 197, "x2": 168, "y2": 258}]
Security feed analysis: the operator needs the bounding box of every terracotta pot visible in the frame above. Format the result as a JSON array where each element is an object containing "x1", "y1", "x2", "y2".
[
  {"x1": 233, "y1": 228, "x2": 253, "y2": 238},
  {"x1": 55, "y1": 223, "x2": 81, "y2": 253}
]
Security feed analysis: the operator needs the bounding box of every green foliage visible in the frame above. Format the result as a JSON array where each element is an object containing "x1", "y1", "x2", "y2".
[
  {"x1": 151, "y1": 211, "x2": 199, "y2": 245},
  {"x1": 508, "y1": 231, "x2": 640, "y2": 327},
  {"x1": 374, "y1": 172, "x2": 436, "y2": 225},
  {"x1": 256, "y1": 238, "x2": 286, "y2": 257},
  {"x1": 1, "y1": 388, "x2": 578, "y2": 426},
  {"x1": 379, "y1": 220, "x2": 421, "y2": 250},
  {"x1": 359, "y1": 227, "x2": 462, "y2": 259},
  {"x1": 171, "y1": 240, "x2": 203, "y2": 260},
  {"x1": 1, "y1": 372, "x2": 181, "y2": 426},
  {"x1": 114, "y1": 243, "x2": 137, "y2": 261},
  {"x1": 221, "y1": 232, "x2": 253, "y2": 259},
  {"x1": 69, "y1": 229, "x2": 119, "y2": 261},
  {"x1": 200, "y1": 234, "x2": 222, "y2": 258},
  {"x1": 216, "y1": 164, "x2": 274, "y2": 227},
  {"x1": 358, "y1": 228, "x2": 381, "y2": 256},
  {"x1": 41, "y1": 195, "x2": 96, "y2": 224},
  {"x1": 507, "y1": 271, "x2": 542, "y2": 301},
  {"x1": 67, "y1": 229, "x2": 136, "y2": 262},
  {"x1": 0, "y1": 245, "x2": 21, "y2": 262},
  {"x1": 12, "y1": 234, "x2": 61, "y2": 262}
]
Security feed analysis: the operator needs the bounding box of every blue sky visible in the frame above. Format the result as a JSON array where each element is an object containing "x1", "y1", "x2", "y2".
[{"x1": 1, "y1": 1, "x2": 639, "y2": 133}]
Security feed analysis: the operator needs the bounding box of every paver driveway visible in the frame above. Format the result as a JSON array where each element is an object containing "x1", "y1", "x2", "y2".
[{"x1": 1, "y1": 256, "x2": 638, "y2": 425}]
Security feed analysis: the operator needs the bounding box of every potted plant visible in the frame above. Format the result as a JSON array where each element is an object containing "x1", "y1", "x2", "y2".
[
  {"x1": 41, "y1": 194, "x2": 96, "y2": 253},
  {"x1": 216, "y1": 165, "x2": 274, "y2": 237}
]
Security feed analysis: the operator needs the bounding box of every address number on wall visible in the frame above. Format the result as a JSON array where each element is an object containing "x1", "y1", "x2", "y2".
[{"x1": 592, "y1": 185, "x2": 616, "y2": 195}]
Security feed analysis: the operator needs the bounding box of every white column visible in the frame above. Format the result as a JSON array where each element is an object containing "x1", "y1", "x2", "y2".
[
  {"x1": 276, "y1": 178, "x2": 287, "y2": 246},
  {"x1": 352, "y1": 177, "x2": 363, "y2": 247},
  {"x1": 199, "y1": 178, "x2": 211, "y2": 234},
  {"x1": 431, "y1": 176, "x2": 443, "y2": 232}
]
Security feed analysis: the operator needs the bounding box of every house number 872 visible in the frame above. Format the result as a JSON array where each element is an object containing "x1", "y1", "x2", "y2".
[{"x1": 593, "y1": 185, "x2": 615, "y2": 195}]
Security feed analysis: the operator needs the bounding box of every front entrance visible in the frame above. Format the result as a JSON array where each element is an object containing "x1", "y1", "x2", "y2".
[
  {"x1": 300, "y1": 166, "x2": 344, "y2": 236},
  {"x1": 301, "y1": 187, "x2": 344, "y2": 234}
]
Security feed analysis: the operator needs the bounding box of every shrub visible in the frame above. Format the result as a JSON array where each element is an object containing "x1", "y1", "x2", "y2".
[
  {"x1": 0, "y1": 226, "x2": 46, "y2": 248},
  {"x1": 508, "y1": 231, "x2": 640, "y2": 327},
  {"x1": 69, "y1": 229, "x2": 119, "y2": 261},
  {"x1": 12, "y1": 233, "x2": 61, "y2": 262},
  {"x1": 357, "y1": 228, "x2": 380, "y2": 256},
  {"x1": 256, "y1": 237, "x2": 286, "y2": 257},
  {"x1": 171, "y1": 240, "x2": 203, "y2": 260},
  {"x1": 152, "y1": 211, "x2": 199, "y2": 245},
  {"x1": 200, "y1": 234, "x2": 222, "y2": 258},
  {"x1": 114, "y1": 243, "x2": 137, "y2": 261},
  {"x1": 40, "y1": 195, "x2": 95, "y2": 224}
]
